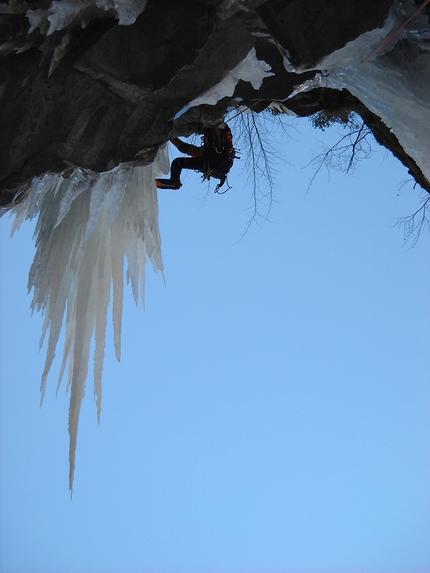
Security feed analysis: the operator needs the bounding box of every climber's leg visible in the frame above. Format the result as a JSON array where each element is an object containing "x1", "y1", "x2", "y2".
[{"x1": 156, "y1": 157, "x2": 205, "y2": 189}]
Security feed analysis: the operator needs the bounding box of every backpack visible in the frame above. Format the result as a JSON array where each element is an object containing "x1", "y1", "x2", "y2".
[{"x1": 202, "y1": 125, "x2": 237, "y2": 191}]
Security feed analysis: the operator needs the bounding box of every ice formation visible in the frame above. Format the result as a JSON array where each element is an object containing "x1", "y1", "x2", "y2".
[
  {"x1": 286, "y1": 0, "x2": 430, "y2": 182},
  {"x1": 5, "y1": 147, "x2": 169, "y2": 492},
  {"x1": 0, "y1": 23, "x2": 274, "y2": 493},
  {"x1": 176, "y1": 48, "x2": 273, "y2": 118},
  {"x1": 188, "y1": 47, "x2": 273, "y2": 108},
  {"x1": 324, "y1": 14, "x2": 430, "y2": 182},
  {"x1": 3, "y1": 0, "x2": 429, "y2": 494},
  {"x1": 21, "y1": 0, "x2": 148, "y2": 36}
]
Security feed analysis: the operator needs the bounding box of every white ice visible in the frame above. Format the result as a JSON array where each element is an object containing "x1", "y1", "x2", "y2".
[
  {"x1": 4, "y1": 147, "x2": 169, "y2": 492},
  {"x1": 284, "y1": 0, "x2": 430, "y2": 185},
  {"x1": 175, "y1": 47, "x2": 273, "y2": 118},
  {"x1": 23, "y1": 0, "x2": 148, "y2": 36}
]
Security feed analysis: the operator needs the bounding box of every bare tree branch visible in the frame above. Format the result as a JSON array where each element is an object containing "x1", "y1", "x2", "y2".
[
  {"x1": 231, "y1": 109, "x2": 292, "y2": 236},
  {"x1": 307, "y1": 117, "x2": 373, "y2": 190},
  {"x1": 395, "y1": 193, "x2": 430, "y2": 247}
]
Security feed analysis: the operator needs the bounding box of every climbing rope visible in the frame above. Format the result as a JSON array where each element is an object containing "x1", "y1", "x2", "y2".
[
  {"x1": 227, "y1": 99, "x2": 264, "y2": 122},
  {"x1": 362, "y1": 0, "x2": 430, "y2": 64}
]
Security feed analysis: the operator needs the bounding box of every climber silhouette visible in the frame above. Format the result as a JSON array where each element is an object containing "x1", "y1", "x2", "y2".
[{"x1": 156, "y1": 124, "x2": 235, "y2": 191}]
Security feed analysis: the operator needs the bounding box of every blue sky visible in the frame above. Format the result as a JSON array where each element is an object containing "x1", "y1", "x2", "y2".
[{"x1": 1, "y1": 117, "x2": 430, "y2": 573}]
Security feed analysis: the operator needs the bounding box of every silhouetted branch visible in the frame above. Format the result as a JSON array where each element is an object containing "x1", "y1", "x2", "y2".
[
  {"x1": 231, "y1": 109, "x2": 291, "y2": 235},
  {"x1": 307, "y1": 118, "x2": 373, "y2": 190},
  {"x1": 395, "y1": 193, "x2": 430, "y2": 247}
]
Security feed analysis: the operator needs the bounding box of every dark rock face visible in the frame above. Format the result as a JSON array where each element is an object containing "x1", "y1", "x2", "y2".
[
  {"x1": 256, "y1": 0, "x2": 395, "y2": 68},
  {"x1": 0, "y1": 0, "x2": 428, "y2": 206}
]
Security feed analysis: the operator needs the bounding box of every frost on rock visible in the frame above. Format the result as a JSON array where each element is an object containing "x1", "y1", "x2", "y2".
[{"x1": 5, "y1": 147, "x2": 169, "y2": 492}]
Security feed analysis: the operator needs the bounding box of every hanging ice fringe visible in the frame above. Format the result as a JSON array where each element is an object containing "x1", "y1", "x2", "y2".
[{"x1": 4, "y1": 146, "x2": 169, "y2": 493}]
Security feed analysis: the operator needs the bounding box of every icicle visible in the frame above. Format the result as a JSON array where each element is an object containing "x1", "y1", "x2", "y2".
[
  {"x1": 49, "y1": 33, "x2": 72, "y2": 77},
  {"x1": 93, "y1": 208, "x2": 110, "y2": 423},
  {"x1": 107, "y1": 165, "x2": 131, "y2": 225},
  {"x1": 0, "y1": 39, "x2": 22, "y2": 55},
  {"x1": 110, "y1": 203, "x2": 125, "y2": 362},
  {"x1": 46, "y1": 0, "x2": 93, "y2": 35},
  {"x1": 114, "y1": 0, "x2": 148, "y2": 25},
  {"x1": 16, "y1": 36, "x2": 38, "y2": 54},
  {"x1": 54, "y1": 168, "x2": 96, "y2": 228},
  {"x1": 26, "y1": 8, "x2": 48, "y2": 34},
  {"x1": 2, "y1": 145, "x2": 170, "y2": 492},
  {"x1": 84, "y1": 169, "x2": 115, "y2": 240}
]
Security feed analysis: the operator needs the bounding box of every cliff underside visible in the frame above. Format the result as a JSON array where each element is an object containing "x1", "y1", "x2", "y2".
[{"x1": 1, "y1": 0, "x2": 429, "y2": 206}]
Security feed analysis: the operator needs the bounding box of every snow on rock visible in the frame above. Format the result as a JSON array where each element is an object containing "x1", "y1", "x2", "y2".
[
  {"x1": 182, "y1": 47, "x2": 273, "y2": 114},
  {"x1": 5, "y1": 147, "x2": 169, "y2": 492}
]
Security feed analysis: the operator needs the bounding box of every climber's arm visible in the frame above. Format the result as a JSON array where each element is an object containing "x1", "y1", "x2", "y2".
[{"x1": 170, "y1": 138, "x2": 203, "y2": 157}]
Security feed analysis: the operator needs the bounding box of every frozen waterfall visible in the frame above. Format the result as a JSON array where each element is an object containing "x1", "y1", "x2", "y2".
[
  {"x1": 4, "y1": 146, "x2": 169, "y2": 492},
  {"x1": 285, "y1": 0, "x2": 430, "y2": 186}
]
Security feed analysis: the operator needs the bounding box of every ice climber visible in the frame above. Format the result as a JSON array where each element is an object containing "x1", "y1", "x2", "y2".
[{"x1": 156, "y1": 124, "x2": 236, "y2": 191}]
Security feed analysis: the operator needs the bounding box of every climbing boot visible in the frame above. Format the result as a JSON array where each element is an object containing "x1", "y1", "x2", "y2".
[{"x1": 155, "y1": 178, "x2": 182, "y2": 190}]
